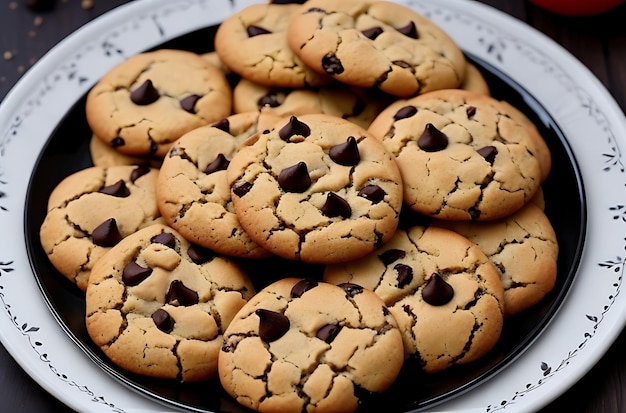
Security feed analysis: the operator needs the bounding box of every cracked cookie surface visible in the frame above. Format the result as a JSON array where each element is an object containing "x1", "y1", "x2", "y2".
[
  {"x1": 324, "y1": 225, "x2": 504, "y2": 373},
  {"x1": 85, "y1": 223, "x2": 255, "y2": 381},
  {"x1": 39, "y1": 165, "x2": 162, "y2": 291},
  {"x1": 433, "y1": 202, "x2": 558, "y2": 317},
  {"x1": 226, "y1": 113, "x2": 403, "y2": 264},
  {"x1": 156, "y1": 113, "x2": 284, "y2": 258},
  {"x1": 214, "y1": 3, "x2": 331, "y2": 88},
  {"x1": 368, "y1": 89, "x2": 543, "y2": 221},
  {"x1": 219, "y1": 277, "x2": 404, "y2": 413},
  {"x1": 286, "y1": 0, "x2": 466, "y2": 98},
  {"x1": 86, "y1": 49, "x2": 232, "y2": 157}
]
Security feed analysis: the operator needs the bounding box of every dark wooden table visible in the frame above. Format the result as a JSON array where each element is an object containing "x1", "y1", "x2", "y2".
[{"x1": 1, "y1": 0, "x2": 624, "y2": 412}]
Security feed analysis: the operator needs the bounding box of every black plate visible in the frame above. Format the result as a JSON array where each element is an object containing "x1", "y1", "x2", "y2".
[{"x1": 24, "y1": 25, "x2": 586, "y2": 413}]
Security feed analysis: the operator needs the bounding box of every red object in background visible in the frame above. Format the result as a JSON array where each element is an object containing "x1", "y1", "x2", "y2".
[{"x1": 530, "y1": 0, "x2": 625, "y2": 16}]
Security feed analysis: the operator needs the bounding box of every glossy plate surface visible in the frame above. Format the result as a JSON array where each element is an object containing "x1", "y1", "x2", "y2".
[{"x1": 0, "y1": 1, "x2": 624, "y2": 412}]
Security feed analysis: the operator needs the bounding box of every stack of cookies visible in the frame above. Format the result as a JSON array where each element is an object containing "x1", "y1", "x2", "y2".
[{"x1": 38, "y1": 1, "x2": 559, "y2": 412}]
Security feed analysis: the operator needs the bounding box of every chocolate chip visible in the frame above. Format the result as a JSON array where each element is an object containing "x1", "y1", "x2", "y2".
[
  {"x1": 477, "y1": 145, "x2": 498, "y2": 164},
  {"x1": 321, "y1": 192, "x2": 351, "y2": 218},
  {"x1": 166, "y1": 280, "x2": 199, "y2": 306},
  {"x1": 422, "y1": 273, "x2": 454, "y2": 306},
  {"x1": 212, "y1": 118, "x2": 230, "y2": 133},
  {"x1": 270, "y1": 0, "x2": 307, "y2": 4},
  {"x1": 111, "y1": 137, "x2": 125, "y2": 148},
  {"x1": 130, "y1": 79, "x2": 160, "y2": 105},
  {"x1": 151, "y1": 232, "x2": 176, "y2": 249},
  {"x1": 256, "y1": 309, "x2": 290, "y2": 342},
  {"x1": 99, "y1": 180, "x2": 130, "y2": 197},
  {"x1": 258, "y1": 92, "x2": 281, "y2": 108},
  {"x1": 130, "y1": 165, "x2": 150, "y2": 183},
  {"x1": 329, "y1": 136, "x2": 360, "y2": 166},
  {"x1": 392, "y1": 60, "x2": 412, "y2": 69},
  {"x1": 233, "y1": 182, "x2": 253, "y2": 197},
  {"x1": 187, "y1": 243, "x2": 215, "y2": 264},
  {"x1": 393, "y1": 105, "x2": 417, "y2": 120},
  {"x1": 204, "y1": 153, "x2": 230, "y2": 174},
  {"x1": 290, "y1": 279, "x2": 318, "y2": 298},
  {"x1": 247, "y1": 25, "x2": 272, "y2": 37},
  {"x1": 466, "y1": 106, "x2": 477, "y2": 119},
  {"x1": 149, "y1": 141, "x2": 158, "y2": 155},
  {"x1": 396, "y1": 21, "x2": 418, "y2": 38},
  {"x1": 180, "y1": 94, "x2": 201, "y2": 113},
  {"x1": 358, "y1": 184, "x2": 386, "y2": 204},
  {"x1": 316, "y1": 323, "x2": 342, "y2": 343},
  {"x1": 418, "y1": 123, "x2": 448, "y2": 152},
  {"x1": 279, "y1": 116, "x2": 311, "y2": 141},
  {"x1": 278, "y1": 162, "x2": 311, "y2": 193},
  {"x1": 92, "y1": 218, "x2": 122, "y2": 247},
  {"x1": 378, "y1": 249, "x2": 406, "y2": 265},
  {"x1": 122, "y1": 261, "x2": 153, "y2": 286},
  {"x1": 338, "y1": 282, "x2": 363, "y2": 297},
  {"x1": 322, "y1": 53, "x2": 344, "y2": 75},
  {"x1": 361, "y1": 26, "x2": 384, "y2": 40},
  {"x1": 152, "y1": 309, "x2": 174, "y2": 333},
  {"x1": 394, "y1": 264, "x2": 413, "y2": 288}
]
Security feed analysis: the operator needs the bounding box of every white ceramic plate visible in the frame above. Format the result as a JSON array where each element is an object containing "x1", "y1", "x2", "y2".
[{"x1": 0, "y1": 0, "x2": 624, "y2": 412}]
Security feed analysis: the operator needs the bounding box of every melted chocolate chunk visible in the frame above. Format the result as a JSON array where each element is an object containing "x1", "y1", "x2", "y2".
[
  {"x1": 166, "y1": 280, "x2": 199, "y2": 306},
  {"x1": 358, "y1": 184, "x2": 386, "y2": 204},
  {"x1": 466, "y1": 106, "x2": 477, "y2": 119},
  {"x1": 322, "y1": 53, "x2": 344, "y2": 75},
  {"x1": 130, "y1": 165, "x2": 150, "y2": 183},
  {"x1": 393, "y1": 105, "x2": 418, "y2": 120},
  {"x1": 205, "y1": 153, "x2": 230, "y2": 174},
  {"x1": 152, "y1": 309, "x2": 174, "y2": 333},
  {"x1": 99, "y1": 180, "x2": 130, "y2": 197},
  {"x1": 149, "y1": 141, "x2": 158, "y2": 155},
  {"x1": 130, "y1": 79, "x2": 160, "y2": 105},
  {"x1": 122, "y1": 261, "x2": 153, "y2": 286},
  {"x1": 329, "y1": 136, "x2": 360, "y2": 166},
  {"x1": 111, "y1": 137, "x2": 125, "y2": 148},
  {"x1": 233, "y1": 181, "x2": 253, "y2": 197},
  {"x1": 279, "y1": 116, "x2": 311, "y2": 141},
  {"x1": 477, "y1": 145, "x2": 498, "y2": 164},
  {"x1": 422, "y1": 273, "x2": 454, "y2": 306},
  {"x1": 256, "y1": 309, "x2": 290, "y2": 342},
  {"x1": 317, "y1": 323, "x2": 342, "y2": 343},
  {"x1": 258, "y1": 92, "x2": 281, "y2": 108},
  {"x1": 291, "y1": 279, "x2": 318, "y2": 298},
  {"x1": 394, "y1": 263, "x2": 413, "y2": 288},
  {"x1": 338, "y1": 282, "x2": 363, "y2": 297},
  {"x1": 321, "y1": 192, "x2": 351, "y2": 218},
  {"x1": 151, "y1": 232, "x2": 176, "y2": 249},
  {"x1": 418, "y1": 123, "x2": 449, "y2": 152},
  {"x1": 188, "y1": 243, "x2": 215, "y2": 264},
  {"x1": 180, "y1": 94, "x2": 201, "y2": 113},
  {"x1": 212, "y1": 118, "x2": 230, "y2": 133},
  {"x1": 396, "y1": 21, "x2": 418, "y2": 38},
  {"x1": 92, "y1": 218, "x2": 122, "y2": 247},
  {"x1": 247, "y1": 25, "x2": 272, "y2": 37},
  {"x1": 362, "y1": 26, "x2": 384, "y2": 40},
  {"x1": 278, "y1": 162, "x2": 311, "y2": 193},
  {"x1": 379, "y1": 249, "x2": 406, "y2": 265}
]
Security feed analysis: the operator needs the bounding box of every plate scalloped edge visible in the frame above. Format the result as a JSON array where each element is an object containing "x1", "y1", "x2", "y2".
[{"x1": 0, "y1": 0, "x2": 624, "y2": 412}]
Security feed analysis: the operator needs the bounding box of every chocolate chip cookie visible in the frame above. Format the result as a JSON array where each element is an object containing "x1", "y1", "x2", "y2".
[
  {"x1": 287, "y1": 0, "x2": 466, "y2": 97},
  {"x1": 85, "y1": 223, "x2": 255, "y2": 381},
  {"x1": 86, "y1": 49, "x2": 232, "y2": 157},
  {"x1": 227, "y1": 113, "x2": 404, "y2": 263},
  {"x1": 324, "y1": 225, "x2": 504, "y2": 373},
  {"x1": 219, "y1": 277, "x2": 404, "y2": 412},
  {"x1": 39, "y1": 165, "x2": 162, "y2": 291},
  {"x1": 368, "y1": 89, "x2": 543, "y2": 221}
]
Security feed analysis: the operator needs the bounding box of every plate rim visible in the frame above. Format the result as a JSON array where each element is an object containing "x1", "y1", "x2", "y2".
[{"x1": 0, "y1": 0, "x2": 625, "y2": 412}]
